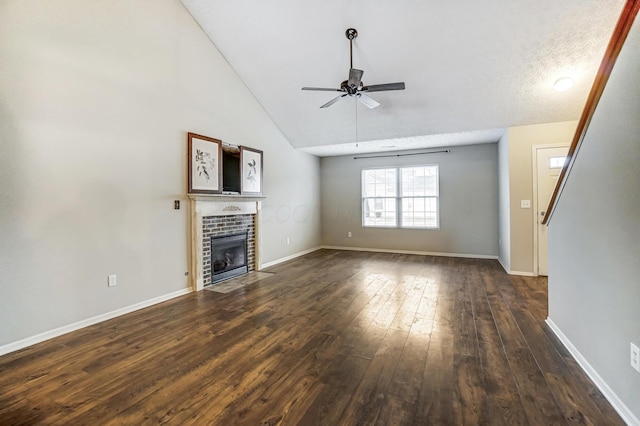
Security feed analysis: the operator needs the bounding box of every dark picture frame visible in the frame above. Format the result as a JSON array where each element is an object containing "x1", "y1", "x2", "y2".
[
  {"x1": 240, "y1": 146, "x2": 263, "y2": 195},
  {"x1": 187, "y1": 132, "x2": 222, "y2": 194}
]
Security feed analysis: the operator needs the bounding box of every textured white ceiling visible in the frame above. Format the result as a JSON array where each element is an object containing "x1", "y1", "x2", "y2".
[{"x1": 181, "y1": 0, "x2": 624, "y2": 156}]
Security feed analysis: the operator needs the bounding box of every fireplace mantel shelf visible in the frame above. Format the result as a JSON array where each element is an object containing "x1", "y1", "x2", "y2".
[{"x1": 187, "y1": 193, "x2": 266, "y2": 202}]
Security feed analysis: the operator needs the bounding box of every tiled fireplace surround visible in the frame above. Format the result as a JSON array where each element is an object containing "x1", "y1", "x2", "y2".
[{"x1": 189, "y1": 197, "x2": 262, "y2": 291}]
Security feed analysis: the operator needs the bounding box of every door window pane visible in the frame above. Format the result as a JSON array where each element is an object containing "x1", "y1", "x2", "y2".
[{"x1": 549, "y1": 156, "x2": 567, "y2": 169}]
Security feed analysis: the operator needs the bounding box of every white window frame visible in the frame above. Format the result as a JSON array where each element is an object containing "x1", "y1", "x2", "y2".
[{"x1": 361, "y1": 165, "x2": 440, "y2": 229}]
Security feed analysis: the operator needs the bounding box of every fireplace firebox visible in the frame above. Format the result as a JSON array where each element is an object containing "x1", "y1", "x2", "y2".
[{"x1": 210, "y1": 232, "x2": 248, "y2": 284}]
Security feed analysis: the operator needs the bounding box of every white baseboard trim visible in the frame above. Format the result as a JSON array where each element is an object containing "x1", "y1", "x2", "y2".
[
  {"x1": 260, "y1": 246, "x2": 323, "y2": 269},
  {"x1": 0, "y1": 288, "x2": 192, "y2": 357},
  {"x1": 546, "y1": 318, "x2": 639, "y2": 426},
  {"x1": 320, "y1": 245, "x2": 498, "y2": 260},
  {"x1": 496, "y1": 256, "x2": 536, "y2": 276},
  {"x1": 497, "y1": 257, "x2": 509, "y2": 273},
  {"x1": 508, "y1": 270, "x2": 536, "y2": 277}
]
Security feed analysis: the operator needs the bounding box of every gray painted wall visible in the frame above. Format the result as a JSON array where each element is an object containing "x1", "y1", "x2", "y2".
[
  {"x1": 548, "y1": 17, "x2": 640, "y2": 422},
  {"x1": 0, "y1": 0, "x2": 320, "y2": 348},
  {"x1": 321, "y1": 144, "x2": 499, "y2": 256}
]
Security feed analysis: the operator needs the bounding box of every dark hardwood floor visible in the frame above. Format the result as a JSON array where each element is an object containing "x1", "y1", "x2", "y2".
[{"x1": 0, "y1": 250, "x2": 623, "y2": 425}]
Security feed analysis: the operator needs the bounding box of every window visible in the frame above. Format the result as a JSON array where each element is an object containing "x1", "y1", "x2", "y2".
[
  {"x1": 549, "y1": 156, "x2": 567, "y2": 169},
  {"x1": 362, "y1": 165, "x2": 439, "y2": 229}
]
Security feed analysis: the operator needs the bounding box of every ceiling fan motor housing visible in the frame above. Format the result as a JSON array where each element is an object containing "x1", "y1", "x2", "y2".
[
  {"x1": 345, "y1": 28, "x2": 358, "y2": 40},
  {"x1": 341, "y1": 80, "x2": 362, "y2": 95}
]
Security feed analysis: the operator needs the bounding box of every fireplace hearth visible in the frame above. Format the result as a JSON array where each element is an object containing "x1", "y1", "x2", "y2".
[{"x1": 210, "y1": 232, "x2": 248, "y2": 284}]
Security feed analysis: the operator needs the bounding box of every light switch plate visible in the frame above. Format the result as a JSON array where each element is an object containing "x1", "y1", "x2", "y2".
[{"x1": 520, "y1": 200, "x2": 531, "y2": 209}]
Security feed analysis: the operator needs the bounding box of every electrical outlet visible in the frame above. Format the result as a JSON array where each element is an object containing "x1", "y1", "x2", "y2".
[
  {"x1": 347, "y1": 231, "x2": 352, "y2": 238},
  {"x1": 108, "y1": 274, "x2": 117, "y2": 287},
  {"x1": 286, "y1": 237, "x2": 290, "y2": 245},
  {"x1": 174, "y1": 200, "x2": 180, "y2": 210},
  {"x1": 631, "y1": 343, "x2": 640, "y2": 373}
]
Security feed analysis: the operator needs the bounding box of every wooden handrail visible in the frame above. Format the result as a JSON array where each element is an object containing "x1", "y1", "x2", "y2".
[{"x1": 543, "y1": 0, "x2": 640, "y2": 225}]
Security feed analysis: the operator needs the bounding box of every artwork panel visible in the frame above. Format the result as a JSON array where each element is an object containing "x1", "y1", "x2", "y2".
[
  {"x1": 243, "y1": 150, "x2": 261, "y2": 193},
  {"x1": 191, "y1": 137, "x2": 220, "y2": 191},
  {"x1": 240, "y1": 146, "x2": 263, "y2": 195}
]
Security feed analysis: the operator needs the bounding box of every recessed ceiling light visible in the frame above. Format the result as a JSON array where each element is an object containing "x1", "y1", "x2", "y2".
[{"x1": 554, "y1": 77, "x2": 573, "y2": 92}]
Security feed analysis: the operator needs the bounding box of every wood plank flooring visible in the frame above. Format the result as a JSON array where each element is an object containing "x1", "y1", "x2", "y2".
[{"x1": 0, "y1": 250, "x2": 624, "y2": 425}]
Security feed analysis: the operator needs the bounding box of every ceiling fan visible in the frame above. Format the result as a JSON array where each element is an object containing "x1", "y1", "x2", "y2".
[{"x1": 302, "y1": 28, "x2": 405, "y2": 109}]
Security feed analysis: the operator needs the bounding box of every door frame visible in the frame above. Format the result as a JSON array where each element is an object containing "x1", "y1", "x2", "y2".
[{"x1": 531, "y1": 143, "x2": 569, "y2": 276}]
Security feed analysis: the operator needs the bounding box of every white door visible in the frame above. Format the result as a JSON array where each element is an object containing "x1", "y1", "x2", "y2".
[{"x1": 536, "y1": 146, "x2": 569, "y2": 276}]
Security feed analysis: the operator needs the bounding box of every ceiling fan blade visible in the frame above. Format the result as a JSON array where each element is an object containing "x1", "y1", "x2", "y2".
[
  {"x1": 356, "y1": 93, "x2": 380, "y2": 109},
  {"x1": 320, "y1": 94, "x2": 347, "y2": 108},
  {"x1": 348, "y1": 68, "x2": 364, "y2": 87},
  {"x1": 302, "y1": 87, "x2": 343, "y2": 92},
  {"x1": 363, "y1": 82, "x2": 405, "y2": 92}
]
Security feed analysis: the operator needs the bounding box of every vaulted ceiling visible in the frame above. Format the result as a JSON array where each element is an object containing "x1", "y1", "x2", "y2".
[{"x1": 181, "y1": 1, "x2": 624, "y2": 156}]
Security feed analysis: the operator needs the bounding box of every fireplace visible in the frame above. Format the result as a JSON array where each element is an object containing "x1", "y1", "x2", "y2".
[
  {"x1": 188, "y1": 197, "x2": 262, "y2": 291},
  {"x1": 211, "y1": 232, "x2": 248, "y2": 284}
]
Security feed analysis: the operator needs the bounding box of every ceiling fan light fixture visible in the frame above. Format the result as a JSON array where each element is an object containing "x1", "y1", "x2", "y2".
[{"x1": 553, "y1": 77, "x2": 573, "y2": 92}]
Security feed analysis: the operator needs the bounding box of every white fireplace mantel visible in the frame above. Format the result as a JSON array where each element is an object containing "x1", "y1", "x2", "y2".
[
  {"x1": 188, "y1": 194, "x2": 263, "y2": 291},
  {"x1": 187, "y1": 193, "x2": 266, "y2": 202}
]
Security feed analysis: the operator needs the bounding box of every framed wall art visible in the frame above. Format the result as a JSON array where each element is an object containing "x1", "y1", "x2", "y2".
[
  {"x1": 188, "y1": 132, "x2": 222, "y2": 194},
  {"x1": 240, "y1": 146, "x2": 263, "y2": 195}
]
